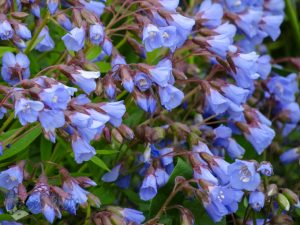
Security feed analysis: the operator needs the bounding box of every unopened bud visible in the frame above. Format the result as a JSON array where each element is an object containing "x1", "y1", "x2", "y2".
[
  {"x1": 179, "y1": 207, "x2": 194, "y2": 225},
  {"x1": 277, "y1": 193, "x2": 290, "y2": 211},
  {"x1": 270, "y1": 214, "x2": 293, "y2": 225},
  {"x1": 267, "y1": 184, "x2": 278, "y2": 197},
  {"x1": 118, "y1": 124, "x2": 135, "y2": 141},
  {"x1": 188, "y1": 133, "x2": 201, "y2": 147},
  {"x1": 282, "y1": 188, "x2": 300, "y2": 206},
  {"x1": 151, "y1": 127, "x2": 165, "y2": 142},
  {"x1": 127, "y1": 37, "x2": 146, "y2": 58},
  {"x1": 111, "y1": 128, "x2": 123, "y2": 143}
]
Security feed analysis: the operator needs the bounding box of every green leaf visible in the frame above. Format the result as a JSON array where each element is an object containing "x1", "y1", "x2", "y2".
[
  {"x1": 0, "y1": 214, "x2": 13, "y2": 220},
  {"x1": 11, "y1": 210, "x2": 29, "y2": 220},
  {"x1": 40, "y1": 136, "x2": 53, "y2": 161},
  {"x1": 96, "y1": 62, "x2": 111, "y2": 73},
  {"x1": 149, "y1": 158, "x2": 193, "y2": 217},
  {"x1": 86, "y1": 46, "x2": 102, "y2": 60},
  {"x1": 0, "y1": 47, "x2": 16, "y2": 57},
  {"x1": 96, "y1": 149, "x2": 119, "y2": 155},
  {"x1": 91, "y1": 156, "x2": 110, "y2": 171},
  {"x1": 0, "y1": 126, "x2": 42, "y2": 161},
  {"x1": 0, "y1": 128, "x2": 20, "y2": 141}
]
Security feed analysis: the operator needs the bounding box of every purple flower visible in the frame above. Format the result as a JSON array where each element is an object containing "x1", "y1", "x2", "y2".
[
  {"x1": 236, "y1": 10, "x2": 263, "y2": 38},
  {"x1": 62, "y1": 27, "x2": 85, "y2": 52},
  {"x1": 71, "y1": 136, "x2": 96, "y2": 163},
  {"x1": 15, "y1": 24, "x2": 32, "y2": 40},
  {"x1": 221, "y1": 84, "x2": 249, "y2": 105},
  {"x1": 121, "y1": 208, "x2": 145, "y2": 224},
  {"x1": 159, "y1": 85, "x2": 184, "y2": 111},
  {"x1": 193, "y1": 164, "x2": 218, "y2": 185},
  {"x1": 80, "y1": 0, "x2": 106, "y2": 17},
  {"x1": 89, "y1": 23, "x2": 105, "y2": 45},
  {"x1": 0, "y1": 20, "x2": 13, "y2": 40},
  {"x1": 257, "y1": 55, "x2": 271, "y2": 80},
  {"x1": 139, "y1": 173, "x2": 157, "y2": 201},
  {"x1": 249, "y1": 191, "x2": 265, "y2": 211},
  {"x1": 207, "y1": 34, "x2": 231, "y2": 58},
  {"x1": 260, "y1": 14, "x2": 284, "y2": 41},
  {"x1": 143, "y1": 24, "x2": 162, "y2": 52},
  {"x1": 154, "y1": 168, "x2": 169, "y2": 188},
  {"x1": 159, "y1": 26, "x2": 178, "y2": 52},
  {"x1": 63, "y1": 198, "x2": 77, "y2": 215},
  {"x1": 1, "y1": 52, "x2": 30, "y2": 85},
  {"x1": 228, "y1": 160, "x2": 261, "y2": 191},
  {"x1": 71, "y1": 70, "x2": 100, "y2": 94},
  {"x1": 0, "y1": 166, "x2": 23, "y2": 190},
  {"x1": 280, "y1": 148, "x2": 300, "y2": 164},
  {"x1": 148, "y1": 59, "x2": 173, "y2": 87},
  {"x1": 205, "y1": 88, "x2": 229, "y2": 115},
  {"x1": 63, "y1": 179, "x2": 89, "y2": 204},
  {"x1": 26, "y1": 192, "x2": 42, "y2": 214},
  {"x1": 15, "y1": 98, "x2": 44, "y2": 125},
  {"x1": 227, "y1": 138, "x2": 245, "y2": 159}
]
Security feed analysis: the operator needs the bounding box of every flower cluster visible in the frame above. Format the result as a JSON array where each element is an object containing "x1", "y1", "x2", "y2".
[{"x1": 0, "y1": 0, "x2": 299, "y2": 224}]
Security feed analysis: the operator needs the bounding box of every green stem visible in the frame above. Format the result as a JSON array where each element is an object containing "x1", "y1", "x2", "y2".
[
  {"x1": 24, "y1": 12, "x2": 50, "y2": 54},
  {"x1": 285, "y1": 0, "x2": 300, "y2": 51}
]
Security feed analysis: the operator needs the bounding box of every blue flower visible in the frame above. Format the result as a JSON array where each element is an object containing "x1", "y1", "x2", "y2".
[
  {"x1": 0, "y1": 20, "x2": 13, "y2": 40},
  {"x1": 159, "y1": 85, "x2": 184, "y2": 111},
  {"x1": 71, "y1": 136, "x2": 96, "y2": 163},
  {"x1": 63, "y1": 198, "x2": 77, "y2": 215},
  {"x1": 148, "y1": 59, "x2": 173, "y2": 87},
  {"x1": 221, "y1": 84, "x2": 249, "y2": 105},
  {"x1": 257, "y1": 55, "x2": 271, "y2": 80},
  {"x1": 15, "y1": 98, "x2": 44, "y2": 125},
  {"x1": 205, "y1": 88, "x2": 229, "y2": 115},
  {"x1": 193, "y1": 164, "x2": 218, "y2": 185},
  {"x1": 197, "y1": 0, "x2": 223, "y2": 28},
  {"x1": 139, "y1": 173, "x2": 157, "y2": 201},
  {"x1": 100, "y1": 101, "x2": 126, "y2": 127},
  {"x1": 62, "y1": 27, "x2": 85, "y2": 52},
  {"x1": 15, "y1": 24, "x2": 32, "y2": 40},
  {"x1": 0, "y1": 166, "x2": 23, "y2": 190},
  {"x1": 154, "y1": 168, "x2": 169, "y2": 188},
  {"x1": 39, "y1": 84, "x2": 75, "y2": 110},
  {"x1": 1, "y1": 52, "x2": 30, "y2": 85},
  {"x1": 257, "y1": 162, "x2": 273, "y2": 176},
  {"x1": 102, "y1": 164, "x2": 121, "y2": 182},
  {"x1": 42, "y1": 201, "x2": 57, "y2": 223},
  {"x1": 158, "y1": 0, "x2": 179, "y2": 11},
  {"x1": 80, "y1": 0, "x2": 106, "y2": 17},
  {"x1": 267, "y1": 73, "x2": 298, "y2": 103},
  {"x1": 57, "y1": 14, "x2": 73, "y2": 31},
  {"x1": 280, "y1": 148, "x2": 300, "y2": 165},
  {"x1": 228, "y1": 160, "x2": 261, "y2": 191},
  {"x1": 89, "y1": 23, "x2": 105, "y2": 45},
  {"x1": 143, "y1": 24, "x2": 163, "y2": 52},
  {"x1": 249, "y1": 191, "x2": 265, "y2": 211},
  {"x1": 245, "y1": 124, "x2": 275, "y2": 155},
  {"x1": 159, "y1": 26, "x2": 178, "y2": 51},
  {"x1": 35, "y1": 27, "x2": 55, "y2": 52},
  {"x1": 63, "y1": 179, "x2": 89, "y2": 204},
  {"x1": 47, "y1": 0, "x2": 59, "y2": 15},
  {"x1": 26, "y1": 192, "x2": 42, "y2": 214},
  {"x1": 227, "y1": 138, "x2": 245, "y2": 159},
  {"x1": 31, "y1": 4, "x2": 41, "y2": 17},
  {"x1": 121, "y1": 208, "x2": 145, "y2": 224},
  {"x1": 206, "y1": 34, "x2": 231, "y2": 58},
  {"x1": 260, "y1": 15, "x2": 284, "y2": 41},
  {"x1": 71, "y1": 70, "x2": 100, "y2": 94},
  {"x1": 102, "y1": 38, "x2": 113, "y2": 56},
  {"x1": 236, "y1": 10, "x2": 262, "y2": 38}
]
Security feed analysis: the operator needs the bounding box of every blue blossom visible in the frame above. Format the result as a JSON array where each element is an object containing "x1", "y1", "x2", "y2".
[
  {"x1": 159, "y1": 85, "x2": 184, "y2": 111},
  {"x1": 71, "y1": 136, "x2": 96, "y2": 163},
  {"x1": 39, "y1": 84, "x2": 75, "y2": 110},
  {"x1": 228, "y1": 160, "x2": 261, "y2": 191},
  {"x1": 207, "y1": 34, "x2": 231, "y2": 58},
  {"x1": 0, "y1": 166, "x2": 23, "y2": 190},
  {"x1": 221, "y1": 84, "x2": 249, "y2": 105},
  {"x1": 159, "y1": 26, "x2": 177, "y2": 51},
  {"x1": 0, "y1": 20, "x2": 13, "y2": 40},
  {"x1": 193, "y1": 164, "x2": 218, "y2": 185},
  {"x1": 5, "y1": 188, "x2": 18, "y2": 211},
  {"x1": 213, "y1": 22, "x2": 237, "y2": 42},
  {"x1": 1, "y1": 52, "x2": 30, "y2": 85},
  {"x1": 80, "y1": 0, "x2": 106, "y2": 17},
  {"x1": 148, "y1": 59, "x2": 173, "y2": 87},
  {"x1": 31, "y1": 4, "x2": 41, "y2": 17},
  {"x1": 143, "y1": 24, "x2": 162, "y2": 52},
  {"x1": 260, "y1": 14, "x2": 284, "y2": 41},
  {"x1": 89, "y1": 23, "x2": 105, "y2": 45},
  {"x1": 63, "y1": 179, "x2": 89, "y2": 205},
  {"x1": 205, "y1": 88, "x2": 229, "y2": 115},
  {"x1": 224, "y1": 0, "x2": 250, "y2": 12},
  {"x1": 267, "y1": 73, "x2": 298, "y2": 103},
  {"x1": 121, "y1": 208, "x2": 145, "y2": 224},
  {"x1": 197, "y1": 0, "x2": 223, "y2": 28},
  {"x1": 63, "y1": 198, "x2": 77, "y2": 215},
  {"x1": 227, "y1": 138, "x2": 245, "y2": 159},
  {"x1": 154, "y1": 168, "x2": 169, "y2": 188},
  {"x1": 62, "y1": 27, "x2": 85, "y2": 52},
  {"x1": 70, "y1": 70, "x2": 100, "y2": 94},
  {"x1": 102, "y1": 164, "x2": 121, "y2": 182},
  {"x1": 26, "y1": 192, "x2": 42, "y2": 214},
  {"x1": 236, "y1": 10, "x2": 263, "y2": 38},
  {"x1": 57, "y1": 14, "x2": 73, "y2": 31},
  {"x1": 15, "y1": 24, "x2": 32, "y2": 40},
  {"x1": 42, "y1": 202, "x2": 57, "y2": 223},
  {"x1": 257, "y1": 55, "x2": 271, "y2": 80},
  {"x1": 102, "y1": 38, "x2": 113, "y2": 56},
  {"x1": 139, "y1": 173, "x2": 157, "y2": 201},
  {"x1": 35, "y1": 27, "x2": 55, "y2": 52},
  {"x1": 47, "y1": 0, "x2": 59, "y2": 15},
  {"x1": 100, "y1": 101, "x2": 126, "y2": 127},
  {"x1": 257, "y1": 162, "x2": 273, "y2": 176},
  {"x1": 280, "y1": 148, "x2": 300, "y2": 164},
  {"x1": 245, "y1": 124, "x2": 275, "y2": 155},
  {"x1": 15, "y1": 98, "x2": 44, "y2": 125},
  {"x1": 158, "y1": 0, "x2": 179, "y2": 11},
  {"x1": 249, "y1": 191, "x2": 265, "y2": 211}
]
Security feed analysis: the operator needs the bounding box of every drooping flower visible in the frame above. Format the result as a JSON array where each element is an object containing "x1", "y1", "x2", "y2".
[
  {"x1": 0, "y1": 165, "x2": 23, "y2": 190},
  {"x1": 142, "y1": 24, "x2": 162, "y2": 52},
  {"x1": 15, "y1": 98, "x2": 44, "y2": 125},
  {"x1": 159, "y1": 85, "x2": 184, "y2": 111},
  {"x1": 70, "y1": 70, "x2": 100, "y2": 94},
  {"x1": 0, "y1": 20, "x2": 14, "y2": 40},
  {"x1": 249, "y1": 191, "x2": 265, "y2": 211},
  {"x1": 71, "y1": 136, "x2": 96, "y2": 163},
  {"x1": 89, "y1": 23, "x2": 105, "y2": 45},
  {"x1": 62, "y1": 27, "x2": 85, "y2": 52},
  {"x1": 35, "y1": 27, "x2": 55, "y2": 52}
]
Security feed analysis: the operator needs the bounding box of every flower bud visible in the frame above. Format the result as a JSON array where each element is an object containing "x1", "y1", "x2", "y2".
[
  {"x1": 118, "y1": 124, "x2": 135, "y2": 141},
  {"x1": 179, "y1": 207, "x2": 194, "y2": 225},
  {"x1": 112, "y1": 128, "x2": 123, "y2": 144},
  {"x1": 282, "y1": 188, "x2": 300, "y2": 206},
  {"x1": 277, "y1": 193, "x2": 290, "y2": 211},
  {"x1": 270, "y1": 214, "x2": 293, "y2": 225},
  {"x1": 151, "y1": 127, "x2": 166, "y2": 142},
  {"x1": 103, "y1": 127, "x2": 111, "y2": 143},
  {"x1": 127, "y1": 37, "x2": 146, "y2": 58},
  {"x1": 267, "y1": 184, "x2": 278, "y2": 197}
]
